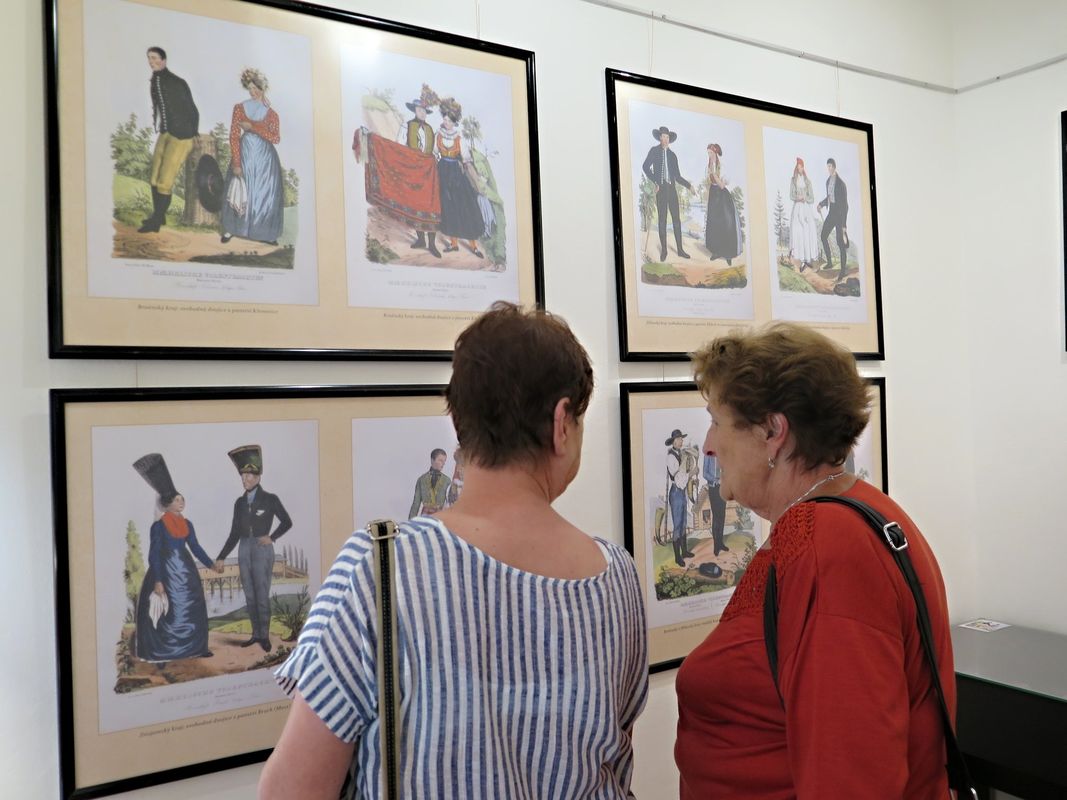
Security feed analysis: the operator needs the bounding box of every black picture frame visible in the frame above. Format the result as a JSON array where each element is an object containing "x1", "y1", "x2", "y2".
[
  {"x1": 45, "y1": 0, "x2": 544, "y2": 360},
  {"x1": 51, "y1": 384, "x2": 449, "y2": 798},
  {"x1": 620, "y1": 378, "x2": 887, "y2": 672},
  {"x1": 1061, "y1": 110, "x2": 1067, "y2": 352},
  {"x1": 607, "y1": 69, "x2": 885, "y2": 361}
]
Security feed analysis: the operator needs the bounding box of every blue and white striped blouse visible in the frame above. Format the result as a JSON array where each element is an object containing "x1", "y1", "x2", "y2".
[{"x1": 275, "y1": 517, "x2": 648, "y2": 799}]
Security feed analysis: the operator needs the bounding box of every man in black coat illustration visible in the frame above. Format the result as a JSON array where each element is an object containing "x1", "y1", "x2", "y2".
[
  {"x1": 214, "y1": 445, "x2": 292, "y2": 652},
  {"x1": 642, "y1": 126, "x2": 692, "y2": 261},
  {"x1": 140, "y1": 46, "x2": 200, "y2": 234},
  {"x1": 817, "y1": 157, "x2": 849, "y2": 283}
]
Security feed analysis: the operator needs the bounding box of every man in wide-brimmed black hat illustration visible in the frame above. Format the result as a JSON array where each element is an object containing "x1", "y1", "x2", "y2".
[
  {"x1": 214, "y1": 445, "x2": 292, "y2": 652},
  {"x1": 664, "y1": 429, "x2": 695, "y2": 567},
  {"x1": 641, "y1": 126, "x2": 693, "y2": 262}
]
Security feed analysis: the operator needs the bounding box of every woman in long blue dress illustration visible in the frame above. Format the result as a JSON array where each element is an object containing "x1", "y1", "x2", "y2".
[
  {"x1": 220, "y1": 68, "x2": 285, "y2": 246},
  {"x1": 132, "y1": 453, "x2": 219, "y2": 662}
]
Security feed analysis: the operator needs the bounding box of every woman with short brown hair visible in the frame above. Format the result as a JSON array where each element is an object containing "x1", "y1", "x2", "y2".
[
  {"x1": 262, "y1": 302, "x2": 647, "y2": 800},
  {"x1": 676, "y1": 322, "x2": 955, "y2": 799}
]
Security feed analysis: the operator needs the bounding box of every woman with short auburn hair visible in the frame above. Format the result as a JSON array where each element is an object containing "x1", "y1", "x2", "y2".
[
  {"x1": 675, "y1": 321, "x2": 955, "y2": 799},
  {"x1": 445, "y1": 301, "x2": 594, "y2": 468},
  {"x1": 261, "y1": 302, "x2": 648, "y2": 800}
]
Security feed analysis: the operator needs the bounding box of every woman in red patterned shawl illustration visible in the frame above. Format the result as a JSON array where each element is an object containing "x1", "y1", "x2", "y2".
[{"x1": 221, "y1": 68, "x2": 285, "y2": 246}]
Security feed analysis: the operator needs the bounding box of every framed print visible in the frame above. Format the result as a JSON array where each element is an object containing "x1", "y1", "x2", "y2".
[
  {"x1": 45, "y1": 0, "x2": 543, "y2": 359},
  {"x1": 620, "y1": 378, "x2": 886, "y2": 672},
  {"x1": 607, "y1": 69, "x2": 884, "y2": 361},
  {"x1": 51, "y1": 384, "x2": 454, "y2": 798}
]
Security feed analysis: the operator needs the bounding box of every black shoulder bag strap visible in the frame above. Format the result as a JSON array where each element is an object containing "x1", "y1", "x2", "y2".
[
  {"x1": 763, "y1": 495, "x2": 976, "y2": 799},
  {"x1": 339, "y1": 520, "x2": 402, "y2": 800}
]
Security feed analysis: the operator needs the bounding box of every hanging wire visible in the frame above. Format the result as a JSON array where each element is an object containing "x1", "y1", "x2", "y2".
[{"x1": 583, "y1": 0, "x2": 963, "y2": 94}]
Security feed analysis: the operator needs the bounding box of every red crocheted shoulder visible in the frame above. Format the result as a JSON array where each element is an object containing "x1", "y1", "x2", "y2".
[
  {"x1": 719, "y1": 502, "x2": 815, "y2": 621},
  {"x1": 768, "y1": 502, "x2": 817, "y2": 570}
]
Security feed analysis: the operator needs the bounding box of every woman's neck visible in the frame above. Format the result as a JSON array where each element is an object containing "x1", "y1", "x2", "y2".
[
  {"x1": 433, "y1": 460, "x2": 604, "y2": 579},
  {"x1": 448, "y1": 461, "x2": 554, "y2": 511},
  {"x1": 766, "y1": 464, "x2": 854, "y2": 524}
]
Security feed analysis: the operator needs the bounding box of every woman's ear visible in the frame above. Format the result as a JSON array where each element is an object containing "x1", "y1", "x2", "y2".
[
  {"x1": 765, "y1": 412, "x2": 789, "y2": 452},
  {"x1": 552, "y1": 398, "x2": 571, "y2": 456}
]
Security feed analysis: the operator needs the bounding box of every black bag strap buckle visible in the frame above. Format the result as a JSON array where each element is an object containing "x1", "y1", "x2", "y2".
[{"x1": 882, "y1": 521, "x2": 908, "y2": 551}]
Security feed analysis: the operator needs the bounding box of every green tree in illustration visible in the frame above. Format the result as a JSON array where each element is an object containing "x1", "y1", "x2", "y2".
[
  {"x1": 732, "y1": 186, "x2": 747, "y2": 247},
  {"x1": 773, "y1": 190, "x2": 785, "y2": 246},
  {"x1": 271, "y1": 586, "x2": 311, "y2": 641},
  {"x1": 461, "y1": 116, "x2": 484, "y2": 150},
  {"x1": 110, "y1": 114, "x2": 154, "y2": 182},
  {"x1": 122, "y1": 521, "x2": 145, "y2": 623},
  {"x1": 283, "y1": 168, "x2": 299, "y2": 207},
  {"x1": 210, "y1": 121, "x2": 231, "y2": 174}
]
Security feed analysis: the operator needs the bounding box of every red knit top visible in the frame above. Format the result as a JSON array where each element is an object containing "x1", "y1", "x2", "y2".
[
  {"x1": 675, "y1": 480, "x2": 955, "y2": 799},
  {"x1": 230, "y1": 102, "x2": 281, "y2": 172}
]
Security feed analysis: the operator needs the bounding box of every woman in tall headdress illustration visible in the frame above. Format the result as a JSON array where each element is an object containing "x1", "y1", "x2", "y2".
[{"x1": 132, "y1": 453, "x2": 218, "y2": 662}]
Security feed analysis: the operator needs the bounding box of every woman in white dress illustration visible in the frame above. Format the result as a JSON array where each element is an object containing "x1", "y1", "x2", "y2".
[{"x1": 788, "y1": 157, "x2": 821, "y2": 272}]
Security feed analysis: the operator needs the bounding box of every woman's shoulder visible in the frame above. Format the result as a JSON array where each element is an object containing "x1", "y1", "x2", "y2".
[
  {"x1": 775, "y1": 481, "x2": 910, "y2": 579},
  {"x1": 322, "y1": 527, "x2": 379, "y2": 583},
  {"x1": 769, "y1": 502, "x2": 817, "y2": 570},
  {"x1": 593, "y1": 536, "x2": 635, "y2": 566}
]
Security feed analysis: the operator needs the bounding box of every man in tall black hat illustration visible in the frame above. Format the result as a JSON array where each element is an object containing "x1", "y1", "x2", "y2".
[
  {"x1": 214, "y1": 445, "x2": 292, "y2": 652},
  {"x1": 140, "y1": 46, "x2": 200, "y2": 234},
  {"x1": 642, "y1": 126, "x2": 693, "y2": 262},
  {"x1": 664, "y1": 429, "x2": 695, "y2": 567},
  {"x1": 400, "y1": 94, "x2": 442, "y2": 258}
]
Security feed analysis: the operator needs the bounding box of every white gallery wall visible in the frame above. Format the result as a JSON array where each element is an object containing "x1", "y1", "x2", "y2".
[{"x1": 2, "y1": 0, "x2": 1063, "y2": 798}]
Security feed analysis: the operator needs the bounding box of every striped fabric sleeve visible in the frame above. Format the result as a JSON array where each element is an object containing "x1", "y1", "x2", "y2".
[
  {"x1": 274, "y1": 531, "x2": 379, "y2": 743},
  {"x1": 603, "y1": 541, "x2": 650, "y2": 794},
  {"x1": 617, "y1": 546, "x2": 650, "y2": 732}
]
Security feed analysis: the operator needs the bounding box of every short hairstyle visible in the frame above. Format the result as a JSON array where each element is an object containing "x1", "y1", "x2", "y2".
[
  {"x1": 147, "y1": 46, "x2": 167, "y2": 60},
  {"x1": 691, "y1": 322, "x2": 869, "y2": 470},
  {"x1": 826, "y1": 157, "x2": 837, "y2": 168},
  {"x1": 446, "y1": 302, "x2": 594, "y2": 469},
  {"x1": 430, "y1": 448, "x2": 447, "y2": 461}
]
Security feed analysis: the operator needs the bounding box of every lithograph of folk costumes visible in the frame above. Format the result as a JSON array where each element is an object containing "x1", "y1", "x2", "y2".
[
  {"x1": 623, "y1": 97, "x2": 755, "y2": 325},
  {"x1": 763, "y1": 125, "x2": 871, "y2": 324},
  {"x1": 342, "y1": 46, "x2": 527, "y2": 314},
  {"x1": 50, "y1": 0, "x2": 540, "y2": 357},
  {"x1": 53, "y1": 386, "x2": 455, "y2": 795},
  {"x1": 78, "y1": 0, "x2": 317, "y2": 308},
  {"x1": 351, "y1": 411, "x2": 459, "y2": 526},
  {"x1": 86, "y1": 419, "x2": 320, "y2": 736},
  {"x1": 607, "y1": 70, "x2": 883, "y2": 361}
]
